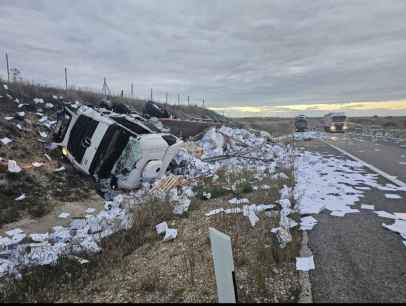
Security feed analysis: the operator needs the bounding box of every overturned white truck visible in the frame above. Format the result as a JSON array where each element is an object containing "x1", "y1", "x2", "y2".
[{"x1": 52, "y1": 105, "x2": 183, "y2": 191}]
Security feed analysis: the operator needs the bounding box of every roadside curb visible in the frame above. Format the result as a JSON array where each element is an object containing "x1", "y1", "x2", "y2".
[{"x1": 298, "y1": 231, "x2": 313, "y2": 303}]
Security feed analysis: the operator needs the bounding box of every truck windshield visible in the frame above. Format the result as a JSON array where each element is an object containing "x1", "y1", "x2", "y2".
[
  {"x1": 333, "y1": 116, "x2": 346, "y2": 122},
  {"x1": 112, "y1": 136, "x2": 142, "y2": 176}
]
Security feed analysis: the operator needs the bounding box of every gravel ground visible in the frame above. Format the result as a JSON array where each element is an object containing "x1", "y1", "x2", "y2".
[{"x1": 300, "y1": 140, "x2": 406, "y2": 303}]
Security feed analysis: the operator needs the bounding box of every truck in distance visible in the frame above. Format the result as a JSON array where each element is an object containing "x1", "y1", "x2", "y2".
[
  {"x1": 295, "y1": 114, "x2": 308, "y2": 132},
  {"x1": 322, "y1": 112, "x2": 348, "y2": 133}
]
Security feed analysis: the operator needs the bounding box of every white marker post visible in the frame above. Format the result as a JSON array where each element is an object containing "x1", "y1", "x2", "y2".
[{"x1": 209, "y1": 227, "x2": 238, "y2": 303}]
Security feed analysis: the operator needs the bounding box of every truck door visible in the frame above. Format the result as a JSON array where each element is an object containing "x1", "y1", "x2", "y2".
[{"x1": 67, "y1": 115, "x2": 99, "y2": 165}]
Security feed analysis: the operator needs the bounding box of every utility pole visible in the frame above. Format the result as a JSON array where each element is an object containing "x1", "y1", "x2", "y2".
[
  {"x1": 202, "y1": 97, "x2": 205, "y2": 107},
  {"x1": 150, "y1": 88, "x2": 153, "y2": 101},
  {"x1": 165, "y1": 92, "x2": 168, "y2": 104},
  {"x1": 5, "y1": 53, "x2": 10, "y2": 83},
  {"x1": 64, "y1": 67, "x2": 68, "y2": 90},
  {"x1": 121, "y1": 89, "x2": 124, "y2": 97},
  {"x1": 187, "y1": 95, "x2": 190, "y2": 106},
  {"x1": 178, "y1": 94, "x2": 180, "y2": 105},
  {"x1": 131, "y1": 83, "x2": 134, "y2": 97}
]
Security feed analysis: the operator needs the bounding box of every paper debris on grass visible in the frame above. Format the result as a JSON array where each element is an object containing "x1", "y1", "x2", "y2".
[
  {"x1": 39, "y1": 131, "x2": 48, "y2": 138},
  {"x1": 58, "y1": 212, "x2": 70, "y2": 219},
  {"x1": 8, "y1": 160, "x2": 22, "y2": 173},
  {"x1": 0, "y1": 137, "x2": 12, "y2": 145},
  {"x1": 374, "y1": 211, "x2": 397, "y2": 219},
  {"x1": 155, "y1": 222, "x2": 168, "y2": 235},
  {"x1": 30, "y1": 233, "x2": 49, "y2": 242},
  {"x1": 205, "y1": 208, "x2": 224, "y2": 216},
  {"x1": 4, "y1": 117, "x2": 14, "y2": 121},
  {"x1": 16, "y1": 112, "x2": 25, "y2": 117},
  {"x1": 32, "y1": 162, "x2": 44, "y2": 168},
  {"x1": 6, "y1": 228, "x2": 24, "y2": 237},
  {"x1": 33, "y1": 98, "x2": 44, "y2": 104},
  {"x1": 54, "y1": 166, "x2": 65, "y2": 172},
  {"x1": 248, "y1": 210, "x2": 259, "y2": 227},
  {"x1": 361, "y1": 204, "x2": 375, "y2": 210},
  {"x1": 296, "y1": 256, "x2": 315, "y2": 271},
  {"x1": 228, "y1": 197, "x2": 249, "y2": 205},
  {"x1": 163, "y1": 228, "x2": 177, "y2": 241},
  {"x1": 15, "y1": 194, "x2": 26, "y2": 201},
  {"x1": 385, "y1": 194, "x2": 402, "y2": 200},
  {"x1": 3, "y1": 84, "x2": 8, "y2": 90}
]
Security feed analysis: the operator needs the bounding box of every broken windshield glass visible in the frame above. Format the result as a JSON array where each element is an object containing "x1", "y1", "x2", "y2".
[{"x1": 112, "y1": 136, "x2": 142, "y2": 176}]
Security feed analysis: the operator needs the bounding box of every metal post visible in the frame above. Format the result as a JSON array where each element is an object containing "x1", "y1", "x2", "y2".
[
  {"x1": 178, "y1": 94, "x2": 180, "y2": 105},
  {"x1": 5, "y1": 53, "x2": 10, "y2": 83},
  {"x1": 209, "y1": 228, "x2": 237, "y2": 303},
  {"x1": 64, "y1": 67, "x2": 68, "y2": 90},
  {"x1": 150, "y1": 88, "x2": 153, "y2": 101},
  {"x1": 188, "y1": 95, "x2": 190, "y2": 106},
  {"x1": 131, "y1": 83, "x2": 134, "y2": 97},
  {"x1": 165, "y1": 92, "x2": 168, "y2": 104}
]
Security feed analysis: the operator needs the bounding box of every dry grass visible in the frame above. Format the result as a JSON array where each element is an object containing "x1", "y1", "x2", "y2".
[{"x1": 0, "y1": 167, "x2": 301, "y2": 303}]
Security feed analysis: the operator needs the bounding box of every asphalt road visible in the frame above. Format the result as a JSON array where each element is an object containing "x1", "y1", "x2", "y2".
[
  {"x1": 300, "y1": 139, "x2": 406, "y2": 303},
  {"x1": 325, "y1": 133, "x2": 406, "y2": 183}
]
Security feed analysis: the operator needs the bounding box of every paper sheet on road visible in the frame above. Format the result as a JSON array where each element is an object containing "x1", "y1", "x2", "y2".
[
  {"x1": 296, "y1": 256, "x2": 315, "y2": 271},
  {"x1": 385, "y1": 194, "x2": 402, "y2": 200},
  {"x1": 374, "y1": 211, "x2": 397, "y2": 219}
]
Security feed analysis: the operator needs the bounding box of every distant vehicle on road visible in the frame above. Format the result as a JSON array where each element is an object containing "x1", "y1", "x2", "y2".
[
  {"x1": 295, "y1": 114, "x2": 308, "y2": 132},
  {"x1": 322, "y1": 112, "x2": 348, "y2": 133}
]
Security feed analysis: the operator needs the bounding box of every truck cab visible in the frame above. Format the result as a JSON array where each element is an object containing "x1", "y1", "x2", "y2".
[
  {"x1": 323, "y1": 112, "x2": 348, "y2": 133},
  {"x1": 53, "y1": 105, "x2": 183, "y2": 190}
]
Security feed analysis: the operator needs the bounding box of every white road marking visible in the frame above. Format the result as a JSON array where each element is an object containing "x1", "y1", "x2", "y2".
[{"x1": 322, "y1": 140, "x2": 406, "y2": 188}]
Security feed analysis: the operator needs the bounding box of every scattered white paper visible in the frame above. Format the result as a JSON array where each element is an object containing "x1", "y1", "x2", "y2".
[
  {"x1": 300, "y1": 216, "x2": 318, "y2": 231},
  {"x1": 206, "y1": 208, "x2": 224, "y2": 216},
  {"x1": 85, "y1": 208, "x2": 96, "y2": 214},
  {"x1": 54, "y1": 166, "x2": 65, "y2": 172},
  {"x1": 385, "y1": 194, "x2": 402, "y2": 200},
  {"x1": 8, "y1": 160, "x2": 22, "y2": 173},
  {"x1": 155, "y1": 222, "x2": 168, "y2": 235},
  {"x1": 16, "y1": 112, "x2": 25, "y2": 117},
  {"x1": 163, "y1": 228, "x2": 177, "y2": 241},
  {"x1": 394, "y1": 213, "x2": 406, "y2": 221},
  {"x1": 228, "y1": 197, "x2": 249, "y2": 205},
  {"x1": 330, "y1": 211, "x2": 346, "y2": 217},
  {"x1": 5, "y1": 228, "x2": 24, "y2": 237},
  {"x1": 32, "y1": 162, "x2": 44, "y2": 168},
  {"x1": 4, "y1": 116, "x2": 14, "y2": 121},
  {"x1": 374, "y1": 211, "x2": 397, "y2": 219},
  {"x1": 0, "y1": 137, "x2": 12, "y2": 145},
  {"x1": 361, "y1": 204, "x2": 375, "y2": 210},
  {"x1": 58, "y1": 212, "x2": 70, "y2": 219},
  {"x1": 30, "y1": 233, "x2": 49, "y2": 242},
  {"x1": 382, "y1": 219, "x2": 406, "y2": 235},
  {"x1": 15, "y1": 194, "x2": 26, "y2": 201},
  {"x1": 296, "y1": 256, "x2": 315, "y2": 271},
  {"x1": 39, "y1": 131, "x2": 48, "y2": 138}
]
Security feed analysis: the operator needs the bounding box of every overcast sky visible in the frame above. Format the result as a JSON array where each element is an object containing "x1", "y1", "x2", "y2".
[{"x1": 1, "y1": 0, "x2": 406, "y2": 116}]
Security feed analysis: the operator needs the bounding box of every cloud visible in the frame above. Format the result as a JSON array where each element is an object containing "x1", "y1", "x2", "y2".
[{"x1": 0, "y1": 0, "x2": 406, "y2": 113}]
